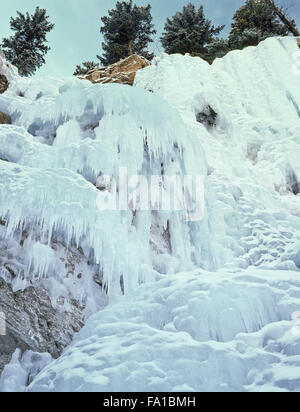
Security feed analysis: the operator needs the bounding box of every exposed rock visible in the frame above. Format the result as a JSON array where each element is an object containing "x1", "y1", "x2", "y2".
[
  {"x1": 297, "y1": 38, "x2": 300, "y2": 48},
  {"x1": 78, "y1": 54, "x2": 150, "y2": 86},
  {"x1": 0, "y1": 278, "x2": 84, "y2": 373},
  {"x1": 150, "y1": 221, "x2": 172, "y2": 255},
  {"x1": 0, "y1": 112, "x2": 11, "y2": 125},
  {"x1": 0, "y1": 74, "x2": 8, "y2": 94},
  {"x1": 196, "y1": 105, "x2": 218, "y2": 128}
]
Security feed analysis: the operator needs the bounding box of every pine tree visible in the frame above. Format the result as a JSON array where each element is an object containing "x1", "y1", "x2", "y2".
[
  {"x1": 98, "y1": 0, "x2": 156, "y2": 66},
  {"x1": 265, "y1": 0, "x2": 299, "y2": 36},
  {"x1": 73, "y1": 61, "x2": 99, "y2": 76},
  {"x1": 160, "y1": 3, "x2": 225, "y2": 56},
  {"x1": 228, "y1": 0, "x2": 290, "y2": 49},
  {"x1": 204, "y1": 38, "x2": 230, "y2": 64},
  {"x1": 1, "y1": 7, "x2": 54, "y2": 76}
]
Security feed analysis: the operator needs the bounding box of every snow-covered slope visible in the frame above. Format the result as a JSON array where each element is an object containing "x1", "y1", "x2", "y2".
[
  {"x1": 27, "y1": 269, "x2": 300, "y2": 392},
  {"x1": 1, "y1": 37, "x2": 300, "y2": 392}
]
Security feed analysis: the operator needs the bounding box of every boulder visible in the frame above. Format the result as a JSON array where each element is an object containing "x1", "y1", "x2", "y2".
[
  {"x1": 0, "y1": 112, "x2": 11, "y2": 125},
  {"x1": 78, "y1": 54, "x2": 150, "y2": 86},
  {"x1": 0, "y1": 74, "x2": 8, "y2": 94},
  {"x1": 0, "y1": 278, "x2": 84, "y2": 373}
]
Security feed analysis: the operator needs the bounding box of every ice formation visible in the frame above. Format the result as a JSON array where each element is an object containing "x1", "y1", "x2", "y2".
[
  {"x1": 1, "y1": 37, "x2": 300, "y2": 391},
  {"x1": 0, "y1": 70, "x2": 208, "y2": 298},
  {"x1": 0, "y1": 349, "x2": 53, "y2": 392},
  {"x1": 27, "y1": 269, "x2": 300, "y2": 392}
]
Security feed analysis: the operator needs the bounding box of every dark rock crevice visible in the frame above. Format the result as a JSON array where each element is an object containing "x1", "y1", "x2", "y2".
[
  {"x1": 196, "y1": 105, "x2": 218, "y2": 128},
  {"x1": 0, "y1": 112, "x2": 11, "y2": 125},
  {"x1": 286, "y1": 170, "x2": 300, "y2": 195},
  {"x1": 0, "y1": 74, "x2": 8, "y2": 94}
]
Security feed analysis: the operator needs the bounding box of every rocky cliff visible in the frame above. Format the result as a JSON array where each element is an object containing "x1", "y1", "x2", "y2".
[{"x1": 0, "y1": 278, "x2": 84, "y2": 373}]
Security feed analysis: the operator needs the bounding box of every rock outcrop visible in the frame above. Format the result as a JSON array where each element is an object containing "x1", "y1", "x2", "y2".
[
  {"x1": 0, "y1": 74, "x2": 8, "y2": 94},
  {"x1": 78, "y1": 54, "x2": 150, "y2": 86},
  {"x1": 0, "y1": 278, "x2": 84, "y2": 373},
  {"x1": 297, "y1": 38, "x2": 300, "y2": 48},
  {"x1": 0, "y1": 64, "x2": 10, "y2": 125},
  {"x1": 0, "y1": 112, "x2": 11, "y2": 125}
]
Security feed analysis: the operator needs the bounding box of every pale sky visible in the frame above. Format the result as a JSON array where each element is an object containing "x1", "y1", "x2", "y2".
[{"x1": 0, "y1": 0, "x2": 299, "y2": 77}]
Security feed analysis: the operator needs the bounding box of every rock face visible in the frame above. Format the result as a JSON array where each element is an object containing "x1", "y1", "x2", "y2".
[
  {"x1": 0, "y1": 278, "x2": 84, "y2": 373},
  {"x1": 78, "y1": 54, "x2": 150, "y2": 86},
  {"x1": 0, "y1": 74, "x2": 8, "y2": 94},
  {"x1": 0, "y1": 71, "x2": 10, "y2": 124},
  {"x1": 297, "y1": 38, "x2": 300, "y2": 48},
  {"x1": 0, "y1": 112, "x2": 11, "y2": 125}
]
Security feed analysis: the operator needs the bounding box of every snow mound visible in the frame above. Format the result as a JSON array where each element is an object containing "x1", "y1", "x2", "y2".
[{"x1": 27, "y1": 268, "x2": 300, "y2": 392}]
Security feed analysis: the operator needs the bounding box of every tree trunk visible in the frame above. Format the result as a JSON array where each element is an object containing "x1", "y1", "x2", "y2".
[
  {"x1": 266, "y1": 0, "x2": 300, "y2": 37},
  {"x1": 128, "y1": 40, "x2": 133, "y2": 56}
]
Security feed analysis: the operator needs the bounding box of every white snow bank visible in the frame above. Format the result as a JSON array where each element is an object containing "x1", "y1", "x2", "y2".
[{"x1": 27, "y1": 268, "x2": 300, "y2": 392}]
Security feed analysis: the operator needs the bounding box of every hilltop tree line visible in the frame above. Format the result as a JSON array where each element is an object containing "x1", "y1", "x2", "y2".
[
  {"x1": 0, "y1": 0, "x2": 299, "y2": 77},
  {"x1": 1, "y1": 7, "x2": 54, "y2": 76}
]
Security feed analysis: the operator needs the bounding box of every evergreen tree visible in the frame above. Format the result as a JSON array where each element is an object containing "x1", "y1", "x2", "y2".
[
  {"x1": 98, "y1": 0, "x2": 156, "y2": 66},
  {"x1": 160, "y1": 3, "x2": 225, "y2": 56},
  {"x1": 1, "y1": 7, "x2": 54, "y2": 76},
  {"x1": 204, "y1": 38, "x2": 230, "y2": 64},
  {"x1": 265, "y1": 0, "x2": 299, "y2": 37},
  {"x1": 228, "y1": 0, "x2": 289, "y2": 49},
  {"x1": 74, "y1": 61, "x2": 99, "y2": 76}
]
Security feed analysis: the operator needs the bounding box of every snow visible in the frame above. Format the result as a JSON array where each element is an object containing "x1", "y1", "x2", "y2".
[
  {"x1": 0, "y1": 349, "x2": 53, "y2": 392},
  {"x1": 1, "y1": 37, "x2": 300, "y2": 391},
  {"x1": 136, "y1": 37, "x2": 300, "y2": 272},
  {"x1": 27, "y1": 269, "x2": 300, "y2": 392}
]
